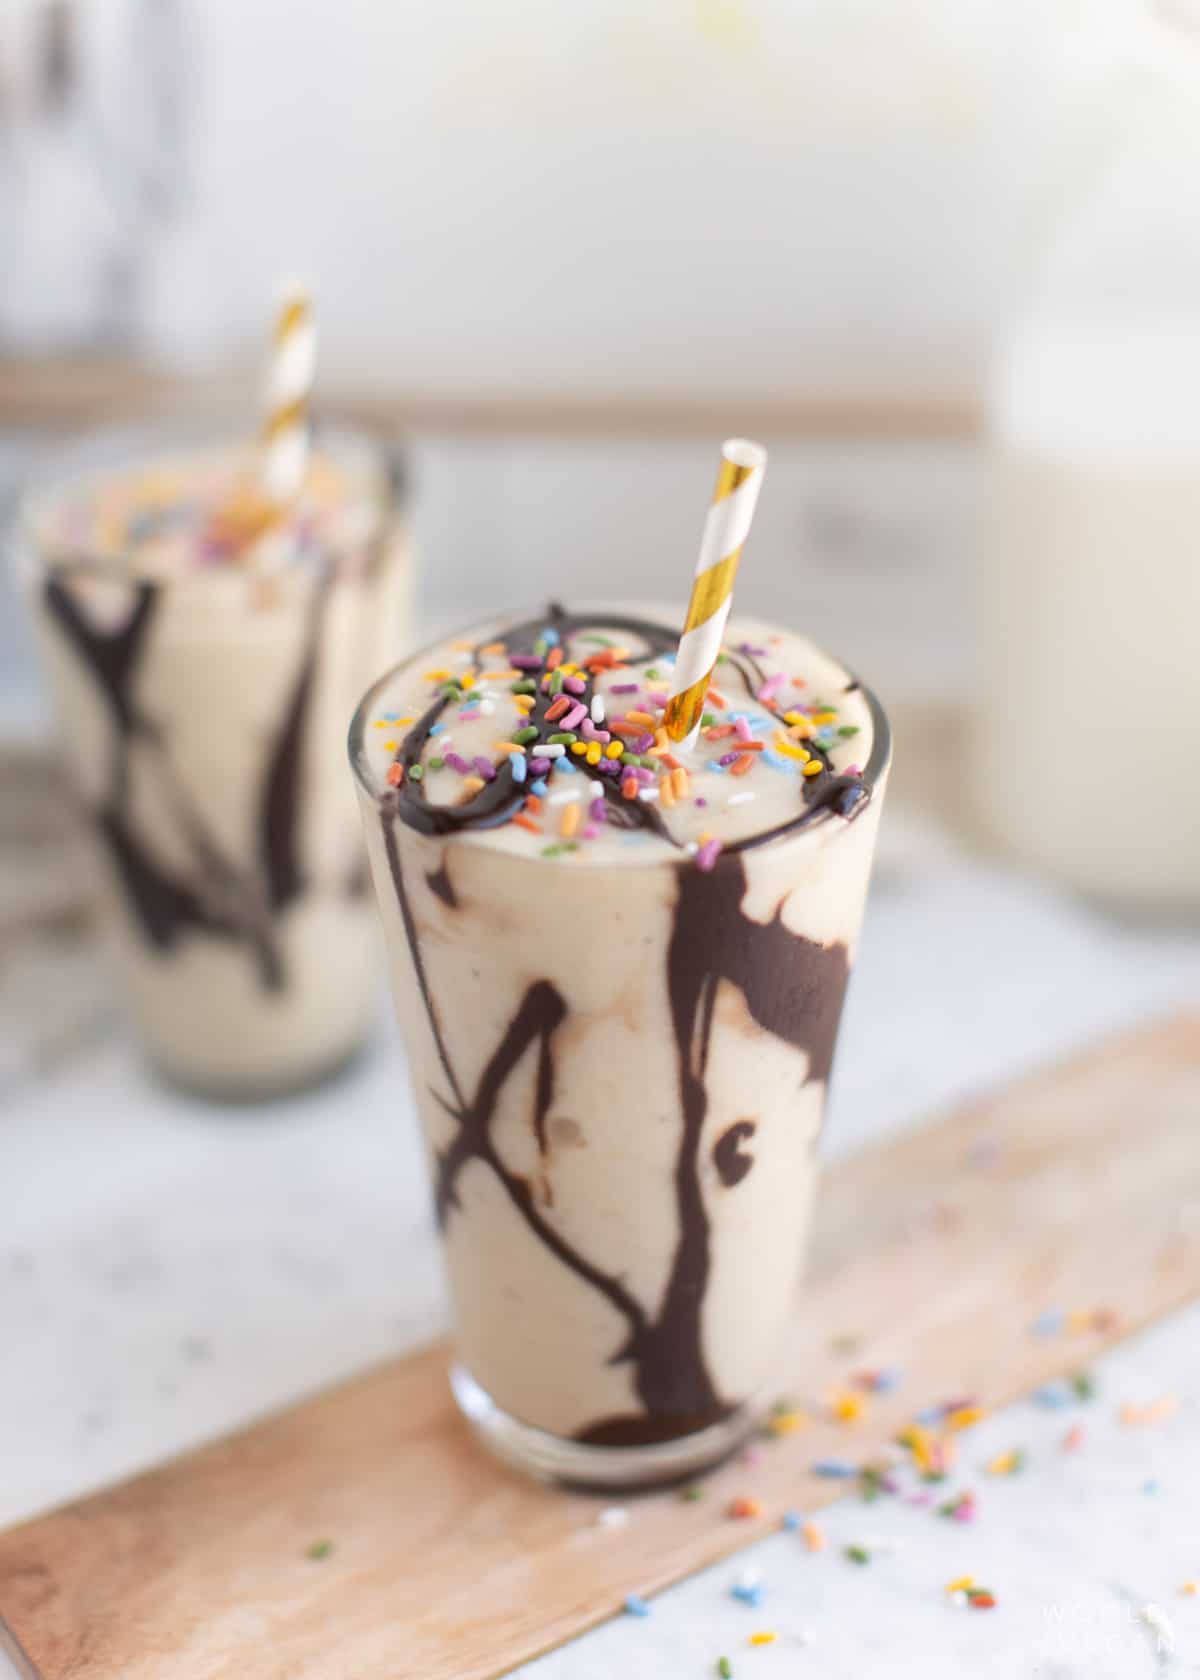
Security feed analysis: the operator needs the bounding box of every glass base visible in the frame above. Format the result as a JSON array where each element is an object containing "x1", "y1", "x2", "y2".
[{"x1": 450, "y1": 1362, "x2": 760, "y2": 1491}]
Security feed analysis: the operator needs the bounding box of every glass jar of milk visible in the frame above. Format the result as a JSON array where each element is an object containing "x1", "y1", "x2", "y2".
[{"x1": 976, "y1": 5, "x2": 1200, "y2": 912}]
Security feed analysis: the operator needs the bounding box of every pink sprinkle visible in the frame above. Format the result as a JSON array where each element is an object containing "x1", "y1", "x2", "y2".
[
  {"x1": 563, "y1": 676, "x2": 586, "y2": 695},
  {"x1": 634, "y1": 733, "x2": 655, "y2": 753},
  {"x1": 634, "y1": 766, "x2": 656, "y2": 785},
  {"x1": 582, "y1": 823, "x2": 601, "y2": 840},
  {"x1": 580, "y1": 718, "x2": 611, "y2": 743},
  {"x1": 757, "y1": 673, "x2": 786, "y2": 702},
  {"x1": 695, "y1": 838, "x2": 722, "y2": 872},
  {"x1": 560, "y1": 702, "x2": 587, "y2": 731},
  {"x1": 734, "y1": 717, "x2": 753, "y2": 742},
  {"x1": 459, "y1": 709, "x2": 481, "y2": 722},
  {"x1": 845, "y1": 763, "x2": 861, "y2": 776},
  {"x1": 647, "y1": 690, "x2": 669, "y2": 706}
]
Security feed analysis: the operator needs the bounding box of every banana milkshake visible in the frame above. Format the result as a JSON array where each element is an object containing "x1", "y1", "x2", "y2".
[
  {"x1": 20, "y1": 425, "x2": 410, "y2": 1097},
  {"x1": 351, "y1": 604, "x2": 888, "y2": 1485}
]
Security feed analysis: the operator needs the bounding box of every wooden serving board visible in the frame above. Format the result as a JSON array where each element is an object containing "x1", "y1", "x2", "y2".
[{"x1": 3, "y1": 1015, "x2": 1199, "y2": 1680}]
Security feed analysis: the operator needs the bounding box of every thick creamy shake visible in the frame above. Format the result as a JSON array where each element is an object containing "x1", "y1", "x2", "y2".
[
  {"x1": 21, "y1": 426, "x2": 409, "y2": 1097},
  {"x1": 351, "y1": 605, "x2": 888, "y2": 1483}
]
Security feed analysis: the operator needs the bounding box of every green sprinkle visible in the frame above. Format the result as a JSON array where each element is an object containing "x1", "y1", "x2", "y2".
[
  {"x1": 701, "y1": 712, "x2": 716, "y2": 727},
  {"x1": 716, "y1": 652, "x2": 729, "y2": 664},
  {"x1": 845, "y1": 1544, "x2": 871, "y2": 1565},
  {"x1": 428, "y1": 756, "x2": 445, "y2": 771},
  {"x1": 579, "y1": 634, "x2": 614, "y2": 646},
  {"x1": 1071, "y1": 1370, "x2": 1095, "y2": 1401},
  {"x1": 535, "y1": 638, "x2": 549, "y2": 656},
  {"x1": 514, "y1": 726, "x2": 539, "y2": 744},
  {"x1": 621, "y1": 751, "x2": 640, "y2": 767},
  {"x1": 540, "y1": 842, "x2": 578, "y2": 858},
  {"x1": 837, "y1": 725, "x2": 860, "y2": 738},
  {"x1": 408, "y1": 764, "x2": 424, "y2": 781},
  {"x1": 717, "y1": 1659, "x2": 733, "y2": 1679},
  {"x1": 680, "y1": 1483, "x2": 705, "y2": 1502},
  {"x1": 549, "y1": 670, "x2": 565, "y2": 696},
  {"x1": 307, "y1": 1539, "x2": 334, "y2": 1561},
  {"x1": 859, "y1": 1466, "x2": 885, "y2": 1503},
  {"x1": 441, "y1": 682, "x2": 463, "y2": 699},
  {"x1": 645, "y1": 666, "x2": 660, "y2": 680},
  {"x1": 548, "y1": 732, "x2": 578, "y2": 746},
  {"x1": 510, "y1": 680, "x2": 537, "y2": 695}
]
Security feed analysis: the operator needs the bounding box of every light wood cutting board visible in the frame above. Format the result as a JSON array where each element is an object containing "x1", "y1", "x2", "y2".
[{"x1": 2, "y1": 1015, "x2": 1198, "y2": 1680}]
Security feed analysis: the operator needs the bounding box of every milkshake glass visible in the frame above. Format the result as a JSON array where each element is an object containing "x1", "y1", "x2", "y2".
[
  {"x1": 350, "y1": 605, "x2": 888, "y2": 1486},
  {"x1": 18, "y1": 421, "x2": 410, "y2": 1098}
]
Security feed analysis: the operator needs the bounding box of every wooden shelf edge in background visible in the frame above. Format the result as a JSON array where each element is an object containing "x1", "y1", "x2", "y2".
[{"x1": 0, "y1": 357, "x2": 980, "y2": 439}]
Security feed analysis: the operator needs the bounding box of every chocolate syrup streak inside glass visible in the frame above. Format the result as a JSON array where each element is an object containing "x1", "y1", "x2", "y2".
[
  {"x1": 44, "y1": 567, "x2": 333, "y2": 991},
  {"x1": 373, "y1": 606, "x2": 877, "y2": 1446}
]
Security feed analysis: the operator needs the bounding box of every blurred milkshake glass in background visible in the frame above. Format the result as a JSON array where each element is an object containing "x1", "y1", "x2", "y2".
[
  {"x1": 350, "y1": 445, "x2": 890, "y2": 1486},
  {"x1": 16, "y1": 296, "x2": 411, "y2": 1095}
]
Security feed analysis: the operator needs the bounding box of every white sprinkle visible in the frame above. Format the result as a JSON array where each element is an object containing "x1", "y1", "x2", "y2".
[
  {"x1": 949, "y1": 1591, "x2": 968, "y2": 1609},
  {"x1": 598, "y1": 1505, "x2": 629, "y2": 1530},
  {"x1": 453, "y1": 648, "x2": 473, "y2": 664},
  {"x1": 478, "y1": 698, "x2": 495, "y2": 715},
  {"x1": 637, "y1": 786, "x2": 660, "y2": 803},
  {"x1": 548, "y1": 786, "x2": 583, "y2": 806},
  {"x1": 726, "y1": 792, "x2": 756, "y2": 807},
  {"x1": 735, "y1": 1567, "x2": 761, "y2": 1591},
  {"x1": 590, "y1": 694, "x2": 606, "y2": 723},
  {"x1": 537, "y1": 743, "x2": 566, "y2": 759}
]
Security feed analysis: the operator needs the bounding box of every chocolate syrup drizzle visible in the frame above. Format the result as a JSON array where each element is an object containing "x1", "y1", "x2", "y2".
[
  {"x1": 372, "y1": 607, "x2": 879, "y2": 1446},
  {"x1": 43, "y1": 567, "x2": 335, "y2": 990}
]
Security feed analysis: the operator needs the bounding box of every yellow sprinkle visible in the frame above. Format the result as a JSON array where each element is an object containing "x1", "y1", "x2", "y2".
[
  {"x1": 811, "y1": 710, "x2": 837, "y2": 725},
  {"x1": 460, "y1": 671, "x2": 476, "y2": 688},
  {"x1": 830, "y1": 1391, "x2": 867, "y2": 1425},
  {"x1": 1182, "y1": 1581, "x2": 1198, "y2": 1597},
  {"x1": 986, "y1": 1450, "x2": 1020, "y2": 1476},
  {"x1": 787, "y1": 719, "x2": 816, "y2": 741},
  {"x1": 946, "y1": 1406, "x2": 986, "y2": 1433},
  {"x1": 494, "y1": 742, "x2": 524, "y2": 754},
  {"x1": 451, "y1": 639, "x2": 475, "y2": 650},
  {"x1": 659, "y1": 775, "x2": 677, "y2": 808},
  {"x1": 461, "y1": 776, "x2": 485, "y2": 796},
  {"x1": 513, "y1": 695, "x2": 536, "y2": 712},
  {"x1": 802, "y1": 760, "x2": 824, "y2": 778},
  {"x1": 605, "y1": 741, "x2": 625, "y2": 759},
  {"x1": 560, "y1": 662, "x2": 581, "y2": 675},
  {"x1": 571, "y1": 742, "x2": 588, "y2": 756},
  {"x1": 946, "y1": 1576, "x2": 975, "y2": 1594},
  {"x1": 748, "y1": 1633, "x2": 776, "y2": 1647},
  {"x1": 383, "y1": 739, "x2": 397, "y2": 752},
  {"x1": 671, "y1": 766, "x2": 690, "y2": 800},
  {"x1": 560, "y1": 803, "x2": 580, "y2": 839},
  {"x1": 423, "y1": 669, "x2": 451, "y2": 681},
  {"x1": 394, "y1": 717, "x2": 415, "y2": 727},
  {"x1": 767, "y1": 1409, "x2": 809, "y2": 1437},
  {"x1": 802, "y1": 1520, "x2": 826, "y2": 1552},
  {"x1": 373, "y1": 719, "x2": 390, "y2": 728},
  {"x1": 772, "y1": 733, "x2": 810, "y2": 761},
  {"x1": 1067, "y1": 1310, "x2": 1093, "y2": 1334},
  {"x1": 481, "y1": 669, "x2": 520, "y2": 681},
  {"x1": 585, "y1": 742, "x2": 602, "y2": 766}
]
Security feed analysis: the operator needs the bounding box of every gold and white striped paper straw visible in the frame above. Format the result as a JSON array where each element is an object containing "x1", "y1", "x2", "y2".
[
  {"x1": 663, "y1": 437, "x2": 767, "y2": 745},
  {"x1": 259, "y1": 286, "x2": 317, "y2": 505}
]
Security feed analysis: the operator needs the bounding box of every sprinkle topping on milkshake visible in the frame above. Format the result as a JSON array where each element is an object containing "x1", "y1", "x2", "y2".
[{"x1": 357, "y1": 606, "x2": 880, "y2": 863}]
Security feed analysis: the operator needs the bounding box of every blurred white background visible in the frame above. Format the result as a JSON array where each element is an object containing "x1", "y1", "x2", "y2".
[{"x1": 0, "y1": 0, "x2": 1164, "y2": 392}]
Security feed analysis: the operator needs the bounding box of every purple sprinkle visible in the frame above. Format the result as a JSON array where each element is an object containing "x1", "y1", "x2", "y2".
[
  {"x1": 757, "y1": 672, "x2": 786, "y2": 702},
  {"x1": 695, "y1": 797, "x2": 708, "y2": 807},
  {"x1": 719, "y1": 751, "x2": 740, "y2": 767},
  {"x1": 444, "y1": 751, "x2": 470, "y2": 775},
  {"x1": 634, "y1": 733, "x2": 654, "y2": 753},
  {"x1": 563, "y1": 676, "x2": 586, "y2": 695},
  {"x1": 590, "y1": 798, "x2": 606, "y2": 820},
  {"x1": 528, "y1": 757, "x2": 551, "y2": 777},
  {"x1": 594, "y1": 759, "x2": 620, "y2": 776},
  {"x1": 737, "y1": 641, "x2": 767, "y2": 656},
  {"x1": 695, "y1": 838, "x2": 722, "y2": 872},
  {"x1": 560, "y1": 702, "x2": 587, "y2": 731},
  {"x1": 510, "y1": 654, "x2": 543, "y2": 670},
  {"x1": 634, "y1": 766, "x2": 656, "y2": 785},
  {"x1": 611, "y1": 683, "x2": 639, "y2": 694},
  {"x1": 472, "y1": 756, "x2": 497, "y2": 782}
]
